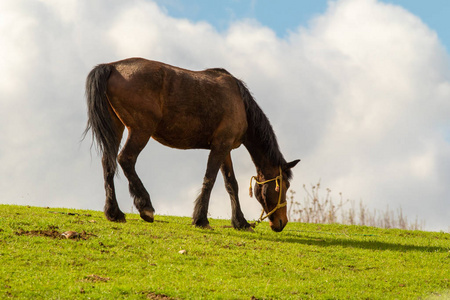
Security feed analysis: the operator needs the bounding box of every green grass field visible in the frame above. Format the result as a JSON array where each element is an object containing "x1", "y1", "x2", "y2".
[{"x1": 1, "y1": 205, "x2": 449, "y2": 299}]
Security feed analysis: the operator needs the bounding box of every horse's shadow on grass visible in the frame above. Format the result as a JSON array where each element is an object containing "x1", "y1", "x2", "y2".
[
  {"x1": 286, "y1": 235, "x2": 445, "y2": 253},
  {"x1": 239, "y1": 227, "x2": 449, "y2": 253}
]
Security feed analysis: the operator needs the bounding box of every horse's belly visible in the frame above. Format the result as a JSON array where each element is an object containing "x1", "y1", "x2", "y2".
[
  {"x1": 152, "y1": 134, "x2": 212, "y2": 149},
  {"x1": 152, "y1": 121, "x2": 215, "y2": 149}
]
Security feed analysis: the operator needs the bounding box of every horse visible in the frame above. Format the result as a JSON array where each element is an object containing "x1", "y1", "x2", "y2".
[{"x1": 84, "y1": 57, "x2": 299, "y2": 232}]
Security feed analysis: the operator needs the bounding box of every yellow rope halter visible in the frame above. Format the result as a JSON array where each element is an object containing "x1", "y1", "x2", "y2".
[{"x1": 249, "y1": 167, "x2": 286, "y2": 225}]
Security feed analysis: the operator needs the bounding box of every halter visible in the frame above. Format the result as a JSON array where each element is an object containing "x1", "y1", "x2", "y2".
[{"x1": 249, "y1": 167, "x2": 286, "y2": 224}]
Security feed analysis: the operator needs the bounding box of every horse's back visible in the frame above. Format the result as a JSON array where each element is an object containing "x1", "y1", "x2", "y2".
[{"x1": 106, "y1": 58, "x2": 248, "y2": 150}]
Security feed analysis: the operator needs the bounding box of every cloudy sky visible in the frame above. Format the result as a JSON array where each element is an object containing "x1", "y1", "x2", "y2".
[{"x1": 1, "y1": 0, "x2": 449, "y2": 231}]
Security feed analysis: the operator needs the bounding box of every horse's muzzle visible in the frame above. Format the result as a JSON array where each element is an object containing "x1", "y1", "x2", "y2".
[{"x1": 269, "y1": 218, "x2": 287, "y2": 232}]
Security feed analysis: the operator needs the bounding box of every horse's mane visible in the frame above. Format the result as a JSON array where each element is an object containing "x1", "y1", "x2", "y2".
[{"x1": 233, "y1": 78, "x2": 292, "y2": 180}]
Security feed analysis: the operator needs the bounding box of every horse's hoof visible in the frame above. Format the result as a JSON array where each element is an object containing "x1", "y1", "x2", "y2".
[
  {"x1": 232, "y1": 220, "x2": 252, "y2": 231},
  {"x1": 109, "y1": 216, "x2": 126, "y2": 223},
  {"x1": 192, "y1": 220, "x2": 212, "y2": 229},
  {"x1": 196, "y1": 224, "x2": 213, "y2": 230},
  {"x1": 105, "y1": 212, "x2": 126, "y2": 223},
  {"x1": 234, "y1": 225, "x2": 254, "y2": 232},
  {"x1": 244, "y1": 226, "x2": 255, "y2": 233},
  {"x1": 140, "y1": 210, "x2": 154, "y2": 223}
]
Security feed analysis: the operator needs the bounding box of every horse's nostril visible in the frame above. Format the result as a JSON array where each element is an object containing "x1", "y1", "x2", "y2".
[{"x1": 279, "y1": 219, "x2": 283, "y2": 228}]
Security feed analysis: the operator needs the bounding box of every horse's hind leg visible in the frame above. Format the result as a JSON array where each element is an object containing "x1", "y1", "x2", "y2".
[
  {"x1": 220, "y1": 154, "x2": 251, "y2": 230},
  {"x1": 103, "y1": 118, "x2": 125, "y2": 222},
  {"x1": 103, "y1": 153, "x2": 126, "y2": 222},
  {"x1": 118, "y1": 131, "x2": 155, "y2": 222}
]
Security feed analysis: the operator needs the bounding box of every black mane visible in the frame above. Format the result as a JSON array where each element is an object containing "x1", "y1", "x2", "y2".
[{"x1": 233, "y1": 78, "x2": 292, "y2": 180}]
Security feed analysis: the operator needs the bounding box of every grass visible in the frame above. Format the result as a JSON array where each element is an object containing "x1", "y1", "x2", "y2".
[{"x1": 1, "y1": 205, "x2": 449, "y2": 299}]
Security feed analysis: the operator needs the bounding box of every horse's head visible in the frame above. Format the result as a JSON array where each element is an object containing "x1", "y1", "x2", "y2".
[{"x1": 252, "y1": 159, "x2": 300, "y2": 232}]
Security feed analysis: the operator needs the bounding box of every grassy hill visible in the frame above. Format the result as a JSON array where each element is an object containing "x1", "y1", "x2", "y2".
[{"x1": 0, "y1": 205, "x2": 449, "y2": 299}]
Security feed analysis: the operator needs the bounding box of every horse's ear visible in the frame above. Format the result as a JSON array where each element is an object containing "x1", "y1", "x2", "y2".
[{"x1": 284, "y1": 159, "x2": 300, "y2": 170}]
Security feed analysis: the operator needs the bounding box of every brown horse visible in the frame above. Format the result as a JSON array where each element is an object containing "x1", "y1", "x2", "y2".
[{"x1": 84, "y1": 57, "x2": 299, "y2": 232}]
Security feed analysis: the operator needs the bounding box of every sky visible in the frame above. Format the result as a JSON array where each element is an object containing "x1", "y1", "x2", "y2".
[{"x1": 1, "y1": 0, "x2": 449, "y2": 231}]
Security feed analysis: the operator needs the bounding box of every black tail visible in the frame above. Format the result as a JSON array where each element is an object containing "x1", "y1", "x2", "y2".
[{"x1": 83, "y1": 64, "x2": 118, "y2": 172}]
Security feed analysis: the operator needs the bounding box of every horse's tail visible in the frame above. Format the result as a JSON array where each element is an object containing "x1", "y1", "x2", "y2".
[{"x1": 83, "y1": 63, "x2": 118, "y2": 172}]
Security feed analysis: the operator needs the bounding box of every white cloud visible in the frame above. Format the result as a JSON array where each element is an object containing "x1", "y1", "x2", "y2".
[
  {"x1": 0, "y1": 0, "x2": 449, "y2": 230},
  {"x1": 291, "y1": 0, "x2": 450, "y2": 226}
]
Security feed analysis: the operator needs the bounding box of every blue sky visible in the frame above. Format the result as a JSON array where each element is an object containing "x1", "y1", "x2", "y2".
[{"x1": 155, "y1": 0, "x2": 450, "y2": 51}]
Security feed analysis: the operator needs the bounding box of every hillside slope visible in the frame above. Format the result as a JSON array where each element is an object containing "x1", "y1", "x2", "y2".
[{"x1": 0, "y1": 205, "x2": 449, "y2": 299}]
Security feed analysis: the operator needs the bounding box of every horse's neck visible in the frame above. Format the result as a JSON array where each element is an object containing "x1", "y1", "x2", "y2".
[{"x1": 244, "y1": 140, "x2": 280, "y2": 178}]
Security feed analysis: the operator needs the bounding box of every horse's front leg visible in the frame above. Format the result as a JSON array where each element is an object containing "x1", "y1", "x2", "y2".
[
  {"x1": 220, "y1": 153, "x2": 251, "y2": 230},
  {"x1": 192, "y1": 148, "x2": 229, "y2": 228}
]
